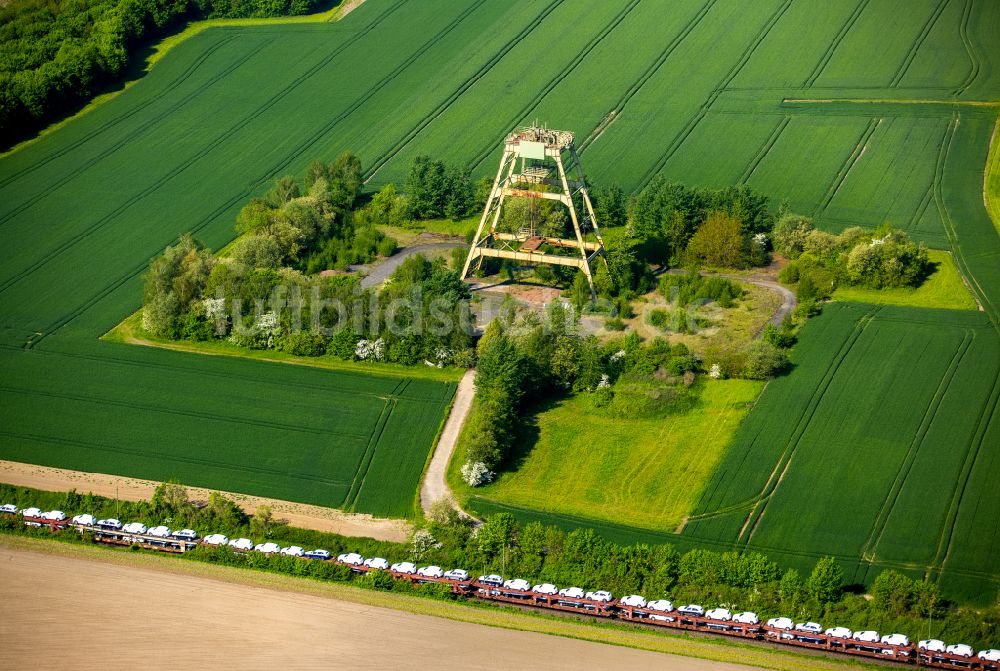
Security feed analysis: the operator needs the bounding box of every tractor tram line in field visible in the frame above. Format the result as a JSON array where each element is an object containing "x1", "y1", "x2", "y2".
[
  {"x1": 889, "y1": 0, "x2": 951, "y2": 90},
  {"x1": 576, "y1": 0, "x2": 720, "y2": 154},
  {"x1": 461, "y1": 0, "x2": 643, "y2": 175},
  {"x1": 0, "y1": 0, "x2": 411, "y2": 298},
  {"x1": 362, "y1": 0, "x2": 566, "y2": 183},
  {"x1": 0, "y1": 35, "x2": 247, "y2": 194},
  {"x1": 803, "y1": 0, "x2": 872, "y2": 88},
  {"x1": 735, "y1": 308, "x2": 880, "y2": 546},
  {"x1": 632, "y1": 0, "x2": 795, "y2": 192},
  {"x1": 930, "y1": 370, "x2": 1000, "y2": 578},
  {"x1": 859, "y1": 328, "x2": 975, "y2": 565}
]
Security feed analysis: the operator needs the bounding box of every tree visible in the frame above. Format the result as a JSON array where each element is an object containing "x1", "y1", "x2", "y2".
[
  {"x1": 406, "y1": 155, "x2": 448, "y2": 219},
  {"x1": 872, "y1": 569, "x2": 914, "y2": 616},
  {"x1": 142, "y1": 290, "x2": 180, "y2": 336},
  {"x1": 762, "y1": 322, "x2": 796, "y2": 349},
  {"x1": 772, "y1": 215, "x2": 814, "y2": 258},
  {"x1": 592, "y1": 262, "x2": 614, "y2": 299},
  {"x1": 204, "y1": 492, "x2": 245, "y2": 531},
  {"x1": 549, "y1": 335, "x2": 581, "y2": 387},
  {"x1": 807, "y1": 556, "x2": 844, "y2": 605},
  {"x1": 326, "y1": 150, "x2": 363, "y2": 212},
  {"x1": 796, "y1": 273, "x2": 818, "y2": 301},
  {"x1": 780, "y1": 568, "x2": 805, "y2": 611},
  {"x1": 478, "y1": 513, "x2": 519, "y2": 564},
  {"x1": 844, "y1": 231, "x2": 930, "y2": 289},
  {"x1": 265, "y1": 175, "x2": 300, "y2": 206},
  {"x1": 912, "y1": 579, "x2": 941, "y2": 630},
  {"x1": 684, "y1": 211, "x2": 747, "y2": 268},
  {"x1": 444, "y1": 164, "x2": 474, "y2": 220},
  {"x1": 249, "y1": 504, "x2": 274, "y2": 537},
  {"x1": 679, "y1": 548, "x2": 722, "y2": 587},
  {"x1": 151, "y1": 482, "x2": 193, "y2": 518},
  {"x1": 592, "y1": 184, "x2": 626, "y2": 228},
  {"x1": 571, "y1": 271, "x2": 592, "y2": 311},
  {"x1": 742, "y1": 340, "x2": 789, "y2": 379},
  {"x1": 229, "y1": 234, "x2": 283, "y2": 269}
]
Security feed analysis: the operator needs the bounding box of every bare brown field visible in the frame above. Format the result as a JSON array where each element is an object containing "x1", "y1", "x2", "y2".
[{"x1": 0, "y1": 543, "x2": 760, "y2": 671}]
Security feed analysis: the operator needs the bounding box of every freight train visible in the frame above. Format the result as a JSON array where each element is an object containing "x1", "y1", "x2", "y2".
[{"x1": 5, "y1": 503, "x2": 998, "y2": 669}]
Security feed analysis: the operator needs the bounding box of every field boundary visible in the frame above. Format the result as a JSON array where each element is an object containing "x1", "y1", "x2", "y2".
[
  {"x1": 102, "y1": 313, "x2": 463, "y2": 383},
  {"x1": 0, "y1": 460, "x2": 410, "y2": 541},
  {"x1": 986, "y1": 115, "x2": 1000, "y2": 235},
  {"x1": 420, "y1": 369, "x2": 476, "y2": 516}
]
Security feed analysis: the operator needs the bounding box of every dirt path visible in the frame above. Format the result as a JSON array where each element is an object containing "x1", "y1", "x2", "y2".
[
  {"x1": 0, "y1": 460, "x2": 411, "y2": 542},
  {"x1": 731, "y1": 274, "x2": 797, "y2": 329},
  {"x1": 421, "y1": 368, "x2": 477, "y2": 517},
  {"x1": 361, "y1": 242, "x2": 464, "y2": 289},
  {"x1": 0, "y1": 545, "x2": 760, "y2": 671},
  {"x1": 336, "y1": 0, "x2": 366, "y2": 19},
  {"x1": 664, "y1": 269, "x2": 798, "y2": 331}
]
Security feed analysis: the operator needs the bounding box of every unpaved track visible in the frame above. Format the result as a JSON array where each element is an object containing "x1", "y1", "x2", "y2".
[
  {"x1": 663, "y1": 269, "x2": 797, "y2": 330},
  {"x1": 0, "y1": 460, "x2": 410, "y2": 542},
  {"x1": 361, "y1": 242, "x2": 463, "y2": 289},
  {"x1": 0, "y1": 545, "x2": 759, "y2": 671},
  {"x1": 420, "y1": 368, "x2": 476, "y2": 516}
]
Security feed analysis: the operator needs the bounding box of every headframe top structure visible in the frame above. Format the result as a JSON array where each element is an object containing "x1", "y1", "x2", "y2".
[{"x1": 461, "y1": 125, "x2": 607, "y2": 297}]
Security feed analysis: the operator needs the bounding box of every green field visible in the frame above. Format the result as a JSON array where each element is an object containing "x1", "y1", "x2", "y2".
[
  {"x1": 453, "y1": 379, "x2": 764, "y2": 532},
  {"x1": 0, "y1": 338, "x2": 454, "y2": 518},
  {"x1": 685, "y1": 304, "x2": 1000, "y2": 602},
  {"x1": 1, "y1": 0, "x2": 999, "y2": 594}
]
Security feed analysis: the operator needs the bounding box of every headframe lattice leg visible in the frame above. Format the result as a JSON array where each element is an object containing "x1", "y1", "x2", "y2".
[{"x1": 461, "y1": 126, "x2": 607, "y2": 298}]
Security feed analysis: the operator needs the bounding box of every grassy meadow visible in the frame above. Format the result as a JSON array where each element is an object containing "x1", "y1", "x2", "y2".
[{"x1": 452, "y1": 379, "x2": 765, "y2": 532}]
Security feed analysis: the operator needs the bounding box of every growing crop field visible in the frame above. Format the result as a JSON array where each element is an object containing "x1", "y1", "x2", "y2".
[
  {"x1": 0, "y1": 339, "x2": 454, "y2": 518},
  {"x1": 685, "y1": 304, "x2": 1000, "y2": 602},
  {"x1": 0, "y1": 0, "x2": 999, "y2": 592}
]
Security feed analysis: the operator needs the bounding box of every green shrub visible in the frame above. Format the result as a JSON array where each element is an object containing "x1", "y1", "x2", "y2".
[{"x1": 604, "y1": 317, "x2": 626, "y2": 331}]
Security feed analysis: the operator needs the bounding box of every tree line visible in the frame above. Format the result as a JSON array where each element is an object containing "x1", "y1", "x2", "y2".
[
  {"x1": 1, "y1": 481, "x2": 995, "y2": 650},
  {"x1": 1, "y1": 0, "x2": 330, "y2": 147}
]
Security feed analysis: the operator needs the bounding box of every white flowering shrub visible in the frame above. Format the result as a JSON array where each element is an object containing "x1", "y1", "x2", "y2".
[
  {"x1": 410, "y1": 529, "x2": 442, "y2": 561},
  {"x1": 203, "y1": 298, "x2": 226, "y2": 321},
  {"x1": 753, "y1": 232, "x2": 768, "y2": 246},
  {"x1": 597, "y1": 374, "x2": 611, "y2": 389},
  {"x1": 461, "y1": 461, "x2": 495, "y2": 487},
  {"x1": 228, "y1": 310, "x2": 280, "y2": 349},
  {"x1": 354, "y1": 338, "x2": 386, "y2": 361},
  {"x1": 610, "y1": 349, "x2": 626, "y2": 363},
  {"x1": 709, "y1": 363, "x2": 722, "y2": 379}
]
